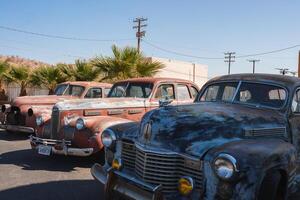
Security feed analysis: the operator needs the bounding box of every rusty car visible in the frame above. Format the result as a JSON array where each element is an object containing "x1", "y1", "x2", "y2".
[
  {"x1": 91, "y1": 73, "x2": 300, "y2": 200},
  {"x1": 0, "y1": 81, "x2": 112, "y2": 134},
  {"x1": 29, "y1": 77, "x2": 199, "y2": 159}
]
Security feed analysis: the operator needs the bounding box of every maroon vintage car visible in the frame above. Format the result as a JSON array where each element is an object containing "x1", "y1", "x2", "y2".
[
  {"x1": 30, "y1": 77, "x2": 199, "y2": 159},
  {"x1": 0, "y1": 81, "x2": 112, "y2": 134}
]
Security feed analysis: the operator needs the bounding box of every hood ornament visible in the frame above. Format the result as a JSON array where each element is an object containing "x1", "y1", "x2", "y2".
[{"x1": 143, "y1": 121, "x2": 152, "y2": 142}]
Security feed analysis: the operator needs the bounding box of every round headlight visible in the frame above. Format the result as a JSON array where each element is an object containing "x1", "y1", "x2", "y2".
[
  {"x1": 76, "y1": 118, "x2": 86, "y2": 130},
  {"x1": 101, "y1": 129, "x2": 116, "y2": 148},
  {"x1": 36, "y1": 116, "x2": 44, "y2": 126},
  {"x1": 214, "y1": 153, "x2": 238, "y2": 180}
]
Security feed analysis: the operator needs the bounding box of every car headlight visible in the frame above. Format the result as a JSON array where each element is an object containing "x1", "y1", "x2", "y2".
[
  {"x1": 214, "y1": 153, "x2": 238, "y2": 180},
  {"x1": 101, "y1": 129, "x2": 116, "y2": 148},
  {"x1": 75, "y1": 118, "x2": 86, "y2": 130},
  {"x1": 36, "y1": 116, "x2": 44, "y2": 126}
]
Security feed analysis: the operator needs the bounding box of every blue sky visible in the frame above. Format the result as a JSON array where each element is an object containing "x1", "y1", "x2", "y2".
[{"x1": 0, "y1": 0, "x2": 299, "y2": 77}]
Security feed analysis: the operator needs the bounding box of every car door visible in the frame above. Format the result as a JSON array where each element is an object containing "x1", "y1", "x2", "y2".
[{"x1": 289, "y1": 88, "x2": 300, "y2": 162}]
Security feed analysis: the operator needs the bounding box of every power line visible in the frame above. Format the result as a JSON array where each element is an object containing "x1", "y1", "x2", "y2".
[
  {"x1": 143, "y1": 39, "x2": 223, "y2": 60},
  {"x1": 0, "y1": 25, "x2": 134, "y2": 42},
  {"x1": 224, "y1": 52, "x2": 235, "y2": 74},
  {"x1": 237, "y1": 45, "x2": 300, "y2": 58},
  {"x1": 133, "y1": 18, "x2": 147, "y2": 53},
  {"x1": 0, "y1": 44, "x2": 86, "y2": 59}
]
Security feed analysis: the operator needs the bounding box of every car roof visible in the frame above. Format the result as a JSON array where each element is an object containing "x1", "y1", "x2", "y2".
[
  {"x1": 59, "y1": 81, "x2": 112, "y2": 88},
  {"x1": 208, "y1": 73, "x2": 300, "y2": 88},
  {"x1": 114, "y1": 77, "x2": 197, "y2": 86}
]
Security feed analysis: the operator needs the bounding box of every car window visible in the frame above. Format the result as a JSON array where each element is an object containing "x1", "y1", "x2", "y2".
[
  {"x1": 85, "y1": 88, "x2": 102, "y2": 98},
  {"x1": 292, "y1": 89, "x2": 300, "y2": 113},
  {"x1": 104, "y1": 88, "x2": 111, "y2": 97},
  {"x1": 108, "y1": 82, "x2": 153, "y2": 98},
  {"x1": 177, "y1": 85, "x2": 191, "y2": 100},
  {"x1": 200, "y1": 82, "x2": 238, "y2": 102},
  {"x1": 155, "y1": 84, "x2": 175, "y2": 100},
  {"x1": 190, "y1": 86, "x2": 198, "y2": 99},
  {"x1": 235, "y1": 83, "x2": 286, "y2": 109},
  {"x1": 54, "y1": 84, "x2": 68, "y2": 95},
  {"x1": 64, "y1": 85, "x2": 85, "y2": 97}
]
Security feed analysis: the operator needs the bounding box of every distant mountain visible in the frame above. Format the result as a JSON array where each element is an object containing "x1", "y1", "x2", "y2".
[{"x1": 0, "y1": 55, "x2": 50, "y2": 68}]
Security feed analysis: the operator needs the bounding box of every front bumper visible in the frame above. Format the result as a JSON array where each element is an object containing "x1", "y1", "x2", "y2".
[
  {"x1": 30, "y1": 135, "x2": 94, "y2": 157},
  {"x1": 91, "y1": 163, "x2": 164, "y2": 200},
  {"x1": 0, "y1": 124, "x2": 34, "y2": 133}
]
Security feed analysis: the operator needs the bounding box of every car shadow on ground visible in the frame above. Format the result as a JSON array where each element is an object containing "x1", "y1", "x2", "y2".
[
  {"x1": 0, "y1": 180, "x2": 103, "y2": 200},
  {"x1": 0, "y1": 130, "x2": 31, "y2": 141},
  {"x1": 0, "y1": 148, "x2": 97, "y2": 172}
]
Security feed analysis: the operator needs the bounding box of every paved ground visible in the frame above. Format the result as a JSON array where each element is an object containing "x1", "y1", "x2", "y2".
[
  {"x1": 0, "y1": 129, "x2": 299, "y2": 200},
  {"x1": 0, "y1": 130, "x2": 104, "y2": 200}
]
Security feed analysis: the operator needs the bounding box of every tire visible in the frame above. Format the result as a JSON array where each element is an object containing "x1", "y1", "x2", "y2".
[
  {"x1": 258, "y1": 170, "x2": 284, "y2": 200},
  {"x1": 91, "y1": 149, "x2": 105, "y2": 165}
]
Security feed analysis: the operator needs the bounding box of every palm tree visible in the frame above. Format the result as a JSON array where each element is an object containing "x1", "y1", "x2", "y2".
[
  {"x1": 57, "y1": 60, "x2": 100, "y2": 81},
  {"x1": 0, "y1": 61, "x2": 9, "y2": 90},
  {"x1": 91, "y1": 45, "x2": 164, "y2": 82},
  {"x1": 30, "y1": 65, "x2": 65, "y2": 94},
  {"x1": 2, "y1": 65, "x2": 31, "y2": 96},
  {"x1": 0, "y1": 61, "x2": 9, "y2": 100}
]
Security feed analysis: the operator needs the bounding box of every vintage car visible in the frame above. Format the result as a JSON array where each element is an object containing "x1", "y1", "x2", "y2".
[
  {"x1": 30, "y1": 77, "x2": 199, "y2": 158},
  {"x1": 91, "y1": 73, "x2": 300, "y2": 200},
  {"x1": 0, "y1": 81, "x2": 112, "y2": 134}
]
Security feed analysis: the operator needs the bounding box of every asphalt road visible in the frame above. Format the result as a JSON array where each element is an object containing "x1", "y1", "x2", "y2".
[
  {"x1": 0, "y1": 130, "x2": 104, "y2": 200},
  {"x1": 0, "y1": 129, "x2": 300, "y2": 200}
]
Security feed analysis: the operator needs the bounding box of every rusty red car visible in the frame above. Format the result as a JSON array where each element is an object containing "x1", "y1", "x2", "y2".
[
  {"x1": 30, "y1": 77, "x2": 199, "y2": 159},
  {"x1": 0, "y1": 81, "x2": 112, "y2": 134}
]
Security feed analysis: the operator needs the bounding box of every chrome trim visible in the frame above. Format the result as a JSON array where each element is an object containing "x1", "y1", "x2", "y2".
[
  {"x1": 30, "y1": 135, "x2": 93, "y2": 157},
  {"x1": 214, "y1": 153, "x2": 239, "y2": 172},
  {"x1": 121, "y1": 141, "x2": 203, "y2": 194}
]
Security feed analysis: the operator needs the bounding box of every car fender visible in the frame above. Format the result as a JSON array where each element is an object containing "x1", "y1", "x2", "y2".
[
  {"x1": 72, "y1": 116, "x2": 134, "y2": 152},
  {"x1": 203, "y1": 139, "x2": 297, "y2": 200}
]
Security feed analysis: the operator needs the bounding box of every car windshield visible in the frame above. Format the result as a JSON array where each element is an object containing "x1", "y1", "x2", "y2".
[
  {"x1": 108, "y1": 82, "x2": 154, "y2": 98},
  {"x1": 54, "y1": 84, "x2": 85, "y2": 97},
  {"x1": 200, "y1": 82, "x2": 287, "y2": 109},
  {"x1": 54, "y1": 84, "x2": 68, "y2": 95}
]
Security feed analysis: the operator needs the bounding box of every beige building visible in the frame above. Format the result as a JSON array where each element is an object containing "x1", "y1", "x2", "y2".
[{"x1": 150, "y1": 57, "x2": 208, "y2": 87}]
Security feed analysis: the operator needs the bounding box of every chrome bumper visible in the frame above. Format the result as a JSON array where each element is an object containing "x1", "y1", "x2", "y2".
[
  {"x1": 30, "y1": 135, "x2": 94, "y2": 157},
  {"x1": 91, "y1": 163, "x2": 163, "y2": 200},
  {"x1": 0, "y1": 124, "x2": 34, "y2": 133}
]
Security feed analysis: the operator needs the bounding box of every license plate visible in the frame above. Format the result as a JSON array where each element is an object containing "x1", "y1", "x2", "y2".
[{"x1": 38, "y1": 145, "x2": 52, "y2": 156}]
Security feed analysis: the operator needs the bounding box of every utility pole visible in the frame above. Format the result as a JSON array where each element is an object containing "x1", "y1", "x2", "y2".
[
  {"x1": 224, "y1": 52, "x2": 236, "y2": 74},
  {"x1": 298, "y1": 51, "x2": 300, "y2": 77},
  {"x1": 192, "y1": 63, "x2": 196, "y2": 83},
  {"x1": 248, "y1": 59, "x2": 260, "y2": 73},
  {"x1": 275, "y1": 68, "x2": 289, "y2": 75},
  {"x1": 133, "y1": 17, "x2": 147, "y2": 53}
]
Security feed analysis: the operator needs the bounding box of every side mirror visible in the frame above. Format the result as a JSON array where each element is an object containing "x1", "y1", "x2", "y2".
[{"x1": 159, "y1": 98, "x2": 173, "y2": 107}]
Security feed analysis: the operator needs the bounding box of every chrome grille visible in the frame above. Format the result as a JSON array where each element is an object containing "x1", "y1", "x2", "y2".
[
  {"x1": 50, "y1": 107, "x2": 60, "y2": 139},
  {"x1": 121, "y1": 141, "x2": 203, "y2": 194},
  {"x1": 245, "y1": 127, "x2": 286, "y2": 138}
]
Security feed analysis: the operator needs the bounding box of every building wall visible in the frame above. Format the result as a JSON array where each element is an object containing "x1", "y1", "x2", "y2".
[{"x1": 151, "y1": 57, "x2": 208, "y2": 88}]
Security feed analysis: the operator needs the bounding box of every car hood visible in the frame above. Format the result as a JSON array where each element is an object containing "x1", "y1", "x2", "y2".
[
  {"x1": 13, "y1": 95, "x2": 74, "y2": 107},
  {"x1": 55, "y1": 97, "x2": 147, "y2": 110},
  {"x1": 137, "y1": 102, "x2": 287, "y2": 158}
]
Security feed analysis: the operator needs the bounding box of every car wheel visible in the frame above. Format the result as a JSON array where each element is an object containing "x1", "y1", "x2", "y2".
[
  {"x1": 91, "y1": 149, "x2": 105, "y2": 165},
  {"x1": 258, "y1": 169, "x2": 284, "y2": 200}
]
